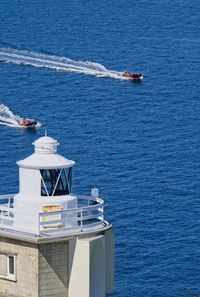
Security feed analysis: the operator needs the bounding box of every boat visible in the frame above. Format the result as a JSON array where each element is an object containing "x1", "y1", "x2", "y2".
[
  {"x1": 122, "y1": 71, "x2": 143, "y2": 80},
  {"x1": 19, "y1": 118, "x2": 37, "y2": 128}
]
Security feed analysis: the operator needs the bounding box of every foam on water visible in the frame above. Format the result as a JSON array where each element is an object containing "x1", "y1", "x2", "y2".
[
  {"x1": 0, "y1": 48, "x2": 124, "y2": 80},
  {"x1": 0, "y1": 103, "x2": 19, "y2": 125}
]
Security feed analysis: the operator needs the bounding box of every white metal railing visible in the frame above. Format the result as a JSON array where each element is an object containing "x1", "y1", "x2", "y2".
[
  {"x1": 38, "y1": 195, "x2": 104, "y2": 234},
  {"x1": 0, "y1": 194, "x2": 15, "y2": 206},
  {"x1": 0, "y1": 194, "x2": 105, "y2": 235},
  {"x1": 0, "y1": 194, "x2": 15, "y2": 228}
]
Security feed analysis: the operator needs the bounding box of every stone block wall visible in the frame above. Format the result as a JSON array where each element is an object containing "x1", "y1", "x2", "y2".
[
  {"x1": 0, "y1": 237, "x2": 38, "y2": 297},
  {"x1": 0, "y1": 238, "x2": 68, "y2": 297},
  {"x1": 38, "y1": 241, "x2": 68, "y2": 297}
]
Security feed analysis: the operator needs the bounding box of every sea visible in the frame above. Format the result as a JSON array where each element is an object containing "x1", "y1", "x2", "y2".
[{"x1": 0, "y1": 1, "x2": 200, "y2": 296}]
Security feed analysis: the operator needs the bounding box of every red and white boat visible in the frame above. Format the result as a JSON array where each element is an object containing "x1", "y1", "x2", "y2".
[
  {"x1": 122, "y1": 71, "x2": 143, "y2": 81},
  {"x1": 19, "y1": 118, "x2": 37, "y2": 128}
]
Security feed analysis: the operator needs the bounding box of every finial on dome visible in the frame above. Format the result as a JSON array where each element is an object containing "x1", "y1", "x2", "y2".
[{"x1": 45, "y1": 129, "x2": 48, "y2": 137}]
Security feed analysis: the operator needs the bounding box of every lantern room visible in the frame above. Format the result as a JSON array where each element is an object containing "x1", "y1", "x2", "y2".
[{"x1": 13, "y1": 135, "x2": 77, "y2": 234}]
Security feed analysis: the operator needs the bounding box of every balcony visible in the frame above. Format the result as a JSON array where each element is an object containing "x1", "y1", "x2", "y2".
[{"x1": 0, "y1": 194, "x2": 106, "y2": 237}]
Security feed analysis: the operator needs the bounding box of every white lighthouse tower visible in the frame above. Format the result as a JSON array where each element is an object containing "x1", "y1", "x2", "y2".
[{"x1": 0, "y1": 135, "x2": 114, "y2": 297}]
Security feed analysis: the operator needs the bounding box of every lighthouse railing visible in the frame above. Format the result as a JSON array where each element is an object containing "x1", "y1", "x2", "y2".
[
  {"x1": 0, "y1": 194, "x2": 105, "y2": 236},
  {"x1": 0, "y1": 194, "x2": 15, "y2": 228},
  {"x1": 38, "y1": 195, "x2": 105, "y2": 234}
]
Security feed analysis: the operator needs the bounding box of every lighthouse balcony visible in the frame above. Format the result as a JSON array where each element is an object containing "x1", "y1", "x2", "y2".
[{"x1": 0, "y1": 193, "x2": 106, "y2": 237}]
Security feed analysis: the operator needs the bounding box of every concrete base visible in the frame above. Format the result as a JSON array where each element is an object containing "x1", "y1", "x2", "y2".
[
  {"x1": 0, "y1": 228, "x2": 114, "y2": 297},
  {"x1": 68, "y1": 236, "x2": 105, "y2": 297},
  {"x1": 105, "y1": 228, "x2": 115, "y2": 294},
  {"x1": 68, "y1": 229, "x2": 114, "y2": 297}
]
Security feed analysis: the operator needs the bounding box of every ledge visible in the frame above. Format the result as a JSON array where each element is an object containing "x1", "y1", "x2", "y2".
[{"x1": 0, "y1": 221, "x2": 112, "y2": 244}]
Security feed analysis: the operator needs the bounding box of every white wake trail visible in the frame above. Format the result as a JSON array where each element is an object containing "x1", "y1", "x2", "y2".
[
  {"x1": 0, "y1": 103, "x2": 19, "y2": 125},
  {"x1": 0, "y1": 48, "x2": 123, "y2": 79}
]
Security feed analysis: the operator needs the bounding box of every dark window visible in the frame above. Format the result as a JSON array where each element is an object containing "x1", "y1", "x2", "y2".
[
  {"x1": 8, "y1": 256, "x2": 14, "y2": 275},
  {"x1": 40, "y1": 168, "x2": 72, "y2": 196}
]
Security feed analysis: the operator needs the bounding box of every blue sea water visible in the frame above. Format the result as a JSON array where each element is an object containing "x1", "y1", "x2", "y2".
[{"x1": 0, "y1": 1, "x2": 200, "y2": 296}]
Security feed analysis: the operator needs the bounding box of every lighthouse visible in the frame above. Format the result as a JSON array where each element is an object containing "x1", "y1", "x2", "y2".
[{"x1": 0, "y1": 135, "x2": 114, "y2": 297}]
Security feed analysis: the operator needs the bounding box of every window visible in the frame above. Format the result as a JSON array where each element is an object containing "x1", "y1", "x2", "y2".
[
  {"x1": 0, "y1": 253, "x2": 16, "y2": 281},
  {"x1": 40, "y1": 168, "x2": 72, "y2": 196},
  {"x1": 8, "y1": 255, "x2": 15, "y2": 276}
]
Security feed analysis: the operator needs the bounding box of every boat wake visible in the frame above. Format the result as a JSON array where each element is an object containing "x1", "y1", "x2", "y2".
[
  {"x1": 0, "y1": 103, "x2": 41, "y2": 129},
  {"x1": 0, "y1": 48, "x2": 124, "y2": 80}
]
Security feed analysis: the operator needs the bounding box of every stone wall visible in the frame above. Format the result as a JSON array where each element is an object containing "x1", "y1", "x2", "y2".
[
  {"x1": 0, "y1": 238, "x2": 68, "y2": 297},
  {"x1": 38, "y1": 241, "x2": 68, "y2": 297},
  {"x1": 0, "y1": 237, "x2": 38, "y2": 297}
]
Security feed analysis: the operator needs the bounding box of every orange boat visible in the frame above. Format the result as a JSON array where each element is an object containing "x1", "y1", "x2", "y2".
[
  {"x1": 122, "y1": 71, "x2": 143, "y2": 80},
  {"x1": 19, "y1": 118, "x2": 37, "y2": 127}
]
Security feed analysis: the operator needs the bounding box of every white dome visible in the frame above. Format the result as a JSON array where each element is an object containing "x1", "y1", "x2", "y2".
[
  {"x1": 17, "y1": 135, "x2": 75, "y2": 169},
  {"x1": 33, "y1": 136, "x2": 59, "y2": 154}
]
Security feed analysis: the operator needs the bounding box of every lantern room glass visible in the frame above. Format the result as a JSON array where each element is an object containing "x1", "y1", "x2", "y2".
[{"x1": 40, "y1": 168, "x2": 72, "y2": 196}]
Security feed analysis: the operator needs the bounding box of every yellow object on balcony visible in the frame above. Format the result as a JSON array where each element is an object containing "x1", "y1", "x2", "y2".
[{"x1": 42, "y1": 204, "x2": 63, "y2": 229}]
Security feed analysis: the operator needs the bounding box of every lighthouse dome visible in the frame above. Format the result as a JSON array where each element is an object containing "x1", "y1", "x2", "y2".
[
  {"x1": 34, "y1": 136, "x2": 59, "y2": 154},
  {"x1": 17, "y1": 135, "x2": 75, "y2": 169}
]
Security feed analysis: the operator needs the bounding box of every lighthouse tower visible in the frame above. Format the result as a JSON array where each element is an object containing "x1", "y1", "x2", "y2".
[{"x1": 0, "y1": 135, "x2": 114, "y2": 297}]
